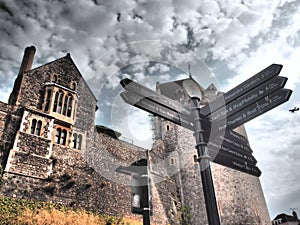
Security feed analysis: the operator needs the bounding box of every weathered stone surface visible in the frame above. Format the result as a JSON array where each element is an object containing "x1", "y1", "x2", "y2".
[{"x1": 0, "y1": 47, "x2": 272, "y2": 225}]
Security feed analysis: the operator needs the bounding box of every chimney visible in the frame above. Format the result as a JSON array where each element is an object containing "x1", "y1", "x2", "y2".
[{"x1": 19, "y1": 46, "x2": 36, "y2": 74}]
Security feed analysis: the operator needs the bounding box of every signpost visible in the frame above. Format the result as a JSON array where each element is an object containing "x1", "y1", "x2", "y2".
[
  {"x1": 208, "y1": 141, "x2": 257, "y2": 166},
  {"x1": 208, "y1": 76, "x2": 288, "y2": 123},
  {"x1": 201, "y1": 64, "x2": 283, "y2": 116},
  {"x1": 210, "y1": 150, "x2": 262, "y2": 177},
  {"x1": 217, "y1": 88, "x2": 292, "y2": 131},
  {"x1": 119, "y1": 63, "x2": 292, "y2": 225},
  {"x1": 120, "y1": 91, "x2": 194, "y2": 130}
]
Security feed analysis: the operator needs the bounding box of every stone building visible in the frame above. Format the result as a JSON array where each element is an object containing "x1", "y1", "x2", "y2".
[{"x1": 0, "y1": 46, "x2": 271, "y2": 224}]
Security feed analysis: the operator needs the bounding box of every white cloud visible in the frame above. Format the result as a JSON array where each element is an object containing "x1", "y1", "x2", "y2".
[{"x1": 1, "y1": 0, "x2": 300, "y2": 217}]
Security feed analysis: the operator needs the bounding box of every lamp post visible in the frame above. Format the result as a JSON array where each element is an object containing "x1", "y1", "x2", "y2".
[
  {"x1": 116, "y1": 159, "x2": 152, "y2": 225},
  {"x1": 183, "y1": 78, "x2": 221, "y2": 225}
]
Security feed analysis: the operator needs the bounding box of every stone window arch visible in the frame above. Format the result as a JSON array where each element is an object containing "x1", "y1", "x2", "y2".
[
  {"x1": 60, "y1": 129, "x2": 67, "y2": 145},
  {"x1": 52, "y1": 74, "x2": 58, "y2": 83},
  {"x1": 55, "y1": 128, "x2": 67, "y2": 145},
  {"x1": 72, "y1": 133, "x2": 77, "y2": 148},
  {"x1": 166, "y1": 125, "x2": 170, "y2": 131},
  {"x1": 72, "y1": 133, "x2": 82, "y2": 150},
  {"x1": 55, "y1": 128, "x2": 61, "y2": 144},
  {"x1": 62, "y1": 95, "x2": 68, "y2": 115},
  {"x1": 30, "y1": 119, "x2": 42, "y2": 136},
  {"x1": 70, "y1": 82, "x2": 77, "y2": 91},
  {"x1": 57, "y1": 91, "x2": 64, "y2": 114},
  {"x1": 36, "y1": 120, "x2": 42, "y2": 136},
  {"x1": 67, "y1": 95, "x2": 73, "y2": 117},
  {"x1": 44, "y1": 89, "x2": 52, "y2": 112},
  {"x1": 170, "y1": 157, "x2": 176, "y2": 166},
  {"x1": 77, "y1": 134, "x2": 82, "y2": 150},
  {"x1": 53, "y1": 92, "x2": 59, "y2": 112},
  {"x1": 30, "y1": 119, "x2": 37, "y2": 134}
]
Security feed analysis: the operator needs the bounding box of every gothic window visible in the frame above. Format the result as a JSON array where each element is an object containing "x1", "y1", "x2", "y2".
[
  {"x1": 67, "y1": 95, "x2": 73, "y2": 117},
  {"x1": 62, "y1": 95, "x2": 68, "y2": 115},
  {"x1": 55, "y1": 128, "x2": 61, "y2": 144},
  {"x1": 53, "y1": 92, "x2": 59, "y2": 112},
  {"x1": 55, "y1": 128, "x2": 67, "y2": 146},
  {"x1": 45, "y1": 89, "x2": 52, "y2": 112},
  {"x1": 77, "y1": 134, "x2": 82, "y2": 150},
  {"x1": 57, "y1": 91, "x2": 64, "y2": 114},
  {"x1": 70, "y1": 82, "x2": 77, "y2": 91},
  {"x1": 52, "y1": 74, "x2": 58, "y2": 83},
  {"x1": 60, "y1": 130, "x2": 67, "y2": 145},
  {"x1": 72, "y1": 133, "x2": 77, "y2": 148},
  {"x1": 36, "y1": 120, "x2": 42, "y2": 136},
  {"x1": 170, "y1": 157, "x2": 176, "y2": 166},
  {"x1": 30, "y1": 119, "x2": 42, "y2": 136},
  {"x1": 193, "y1": 155, "x2": 197, "y2": 163},
  {"x1": 30, "y1": 119, "x2": 37, "y2": 134},
  {"x1": 72, "y1": 133, "x2": 82, "y2": 150}
]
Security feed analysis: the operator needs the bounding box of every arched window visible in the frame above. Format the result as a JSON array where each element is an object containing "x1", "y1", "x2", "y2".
[
  {"x1": 170, "y1": 157, "x2": 176, "y2": 166},
  {"x1": 67, "y1": 95, "x2": 73, "y2": 117},
  {"x1": 166, "y1": 125, "x2": 170, "y2": 131},
  {"x1": 62, "y1": 95, "x2": 68, "y2": 115},
  {"x1": 30, "y1": 119, "x2": 42, "y2": 136},
  {"x1": 52, "y1": 75, "x2": 58, "y2": 83},
  {"x1": 72, "y1": 133, "x2": 82, "y2": 150},
  {"x1": 72, "y1": 133, "x2": 77, "y2": 149},
  {"x1": 55, "y1": 128, "x2": 61, "y2": 144},
  {"x1": 77, "y1": 134, "x2": 82, "y2": 150},
  {"x1": 45, "y1": 90, "x2": 52, "y2": 112},
  {"x1": 57, "y1": 92, "x2": 64, "y2": 114},
  {"x1": 55, "y1": 128, "x2": 67, "y2": 145},
  {"x1": 30, "y1": 119, "x2": 37, "y2": 134},
  {"x1": 60, "y1": 130, "x2": 67, "y2": 145},
  {"x1": 53, "y1": 92, "x2": 59, "y2": 112},
  {"x1": 70, "y1": 82, "x2": 76, "y2": 91},
  {"x1": 36, "y1": 120, "x2": 42, "y2": 136}
]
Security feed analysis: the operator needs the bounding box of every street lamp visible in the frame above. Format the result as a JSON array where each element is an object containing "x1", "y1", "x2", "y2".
[
  {"x1": 182, "y1": 77, "x2": 221, "y2": 225},
  {"x1": 116, "y1": 159, "x2": 152, "y2": 225}
]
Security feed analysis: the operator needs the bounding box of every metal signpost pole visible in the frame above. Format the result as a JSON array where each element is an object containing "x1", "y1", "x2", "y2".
[
  {"x1": 191, "y1": 97, "x2": 221, "y2": 225},
  {"x1": 143, "y1": 210, "x2": 150, "y2": 225}
]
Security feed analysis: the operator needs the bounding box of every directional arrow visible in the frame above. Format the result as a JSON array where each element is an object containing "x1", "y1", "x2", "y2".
[
  {"x1": 209, "y1": 150, "x2": 262, "y2": 177},
  {"x1": 211, "y1": 133, "x2": 253, "y2": 154},
  {"x1": 208, "y1": 141, "x2": 257, "y2": 165},
  {"x1": 120, "y1": 91, "x2": 194, "y2": 131},
  {"x1": 121, "y1": 78, "x2": 191, "y2": 116},
  {"x1": 217, "y1": 89, "x2": 293, "y2": 131},
  {"x1": 209, "y1": 76, "x2": 288, "y2": 123},
  {"x1": 201, "y1": 64, "x2": 283, "y2": 117}
]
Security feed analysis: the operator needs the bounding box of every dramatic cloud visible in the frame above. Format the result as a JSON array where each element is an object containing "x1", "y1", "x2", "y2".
[{"x1": 0, "y1": 0, "x2": 300, "y2": 218}]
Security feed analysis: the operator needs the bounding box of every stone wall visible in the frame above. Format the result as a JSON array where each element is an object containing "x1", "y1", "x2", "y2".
[
  {"x1": 1, "y1": 130, "x2": 174, "y2": 224},
  {"x1": 161, "y1": 123, "x2": 272, "y2": 225}
]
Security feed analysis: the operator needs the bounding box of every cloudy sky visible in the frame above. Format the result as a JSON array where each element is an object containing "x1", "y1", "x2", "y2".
[{"x1": 1, "y1": 0, "x2": 300, "y2": 218}]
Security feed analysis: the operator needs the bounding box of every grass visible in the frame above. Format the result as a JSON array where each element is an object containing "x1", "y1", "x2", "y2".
[{"x1": 0, "y1": 196, "x2": 142, "y2": 225}]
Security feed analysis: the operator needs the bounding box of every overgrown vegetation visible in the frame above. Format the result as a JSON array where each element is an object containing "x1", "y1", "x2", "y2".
[
  {"x1": 181, "y1": 205, "x2": 192, "y2": 225},
  {"x1": 0, "y1": 196, "x2": 142, "y2": 225}
]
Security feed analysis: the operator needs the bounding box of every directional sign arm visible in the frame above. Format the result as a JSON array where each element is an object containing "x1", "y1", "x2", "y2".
[
  {"x1": 209, "y1": 150, "x2": 262, "y2": 177},
  {"x1": 121, "y1": 78, "x2": 191, "y2": 116},
  {"x1": 201, "y1": 64, "x2": 283, "y2": 117},
  {"x1": 208, "y1": 76, "x2": 288, "y2": 124},
  {"x1": 208, "y1": 141, "x2": 257, "y2": 165},
  {"x1": 120, "y1": 91, "x2": 194, "y2": 131},
  {"x1": 218, "y1": 89, "x2": 293, "y2": 131}
]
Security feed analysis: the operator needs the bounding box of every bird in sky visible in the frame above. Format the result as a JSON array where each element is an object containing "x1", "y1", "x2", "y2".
[{"x1": 289, "y1": 107, "x2": 299, "y2": 113}]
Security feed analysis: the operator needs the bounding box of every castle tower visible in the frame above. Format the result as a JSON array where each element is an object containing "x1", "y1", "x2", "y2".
[{"x1": 151, "y1": 77, "x2": 271, "y2": 225}]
